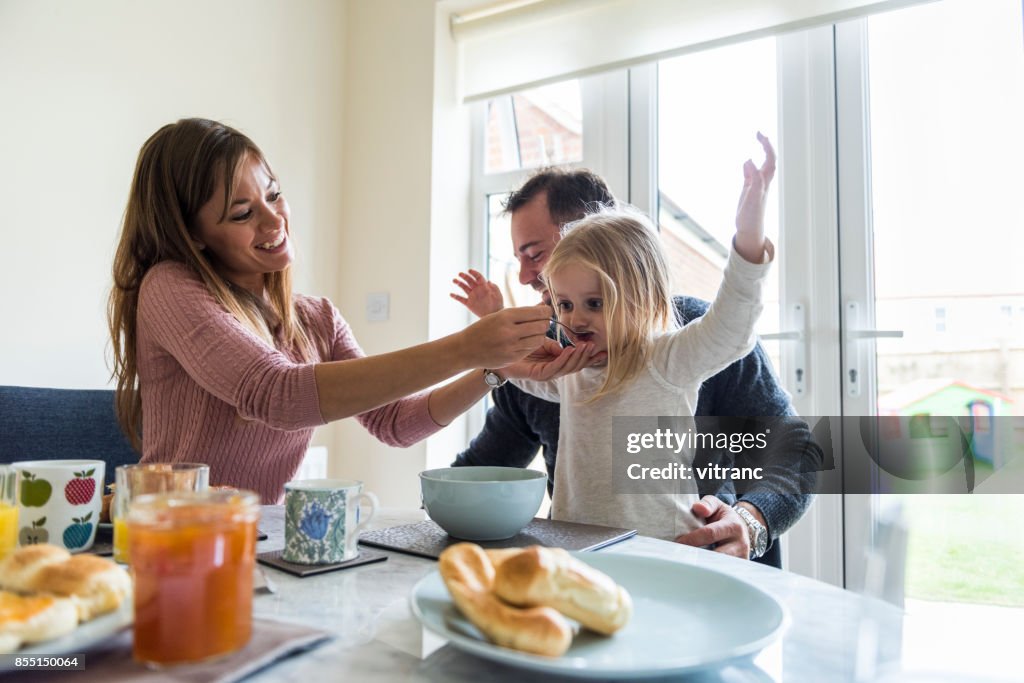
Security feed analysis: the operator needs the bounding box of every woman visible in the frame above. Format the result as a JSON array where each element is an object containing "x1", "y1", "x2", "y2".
[{"x1": 108, "y1": 118, "x2": 569, "y2": 502}]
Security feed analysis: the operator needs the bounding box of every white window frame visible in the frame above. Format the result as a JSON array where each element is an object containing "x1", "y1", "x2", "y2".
[{"x1": 466, "y1": 71, "x2": 630, "y2": 437}]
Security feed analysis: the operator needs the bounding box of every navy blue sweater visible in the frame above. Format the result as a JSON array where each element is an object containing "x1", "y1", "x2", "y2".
[{"x1": 453, "y1": 296, "x2": 823, "y2": 568}]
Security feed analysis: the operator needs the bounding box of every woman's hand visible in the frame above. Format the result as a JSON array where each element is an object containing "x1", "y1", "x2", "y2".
[
  {"x1": 501, "y1": 338, "x2": 598, "y2": 382},
  {"x1": 461, "y1": 305, "x2": 555, "y2": 369},
  {"x1": 733, "y1": 132, "x2": 776, "y2": 264},
  {"x1": 450, "y1": 269, "x2": 504, "y2": 318}
]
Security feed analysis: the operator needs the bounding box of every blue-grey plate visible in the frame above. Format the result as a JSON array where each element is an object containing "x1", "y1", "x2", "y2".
[{"x1": 410, "y1": 552, "x2": 788, "y2": 679}]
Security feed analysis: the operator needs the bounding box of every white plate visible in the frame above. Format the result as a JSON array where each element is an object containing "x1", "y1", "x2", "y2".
[
  {"x1": 410, "y1": 552, "x2": 788, "y2": 679},
  {"x1": 2, "y1": 599, "x2": 133, "y2": 670}
]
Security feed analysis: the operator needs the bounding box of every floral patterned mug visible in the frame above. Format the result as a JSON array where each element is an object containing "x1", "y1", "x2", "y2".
[{"x1": 282, "y1": 479, "x2": 379, "y2": 564}]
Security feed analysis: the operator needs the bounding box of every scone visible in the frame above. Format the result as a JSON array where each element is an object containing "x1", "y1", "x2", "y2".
[
  {"x1": 0, "y1": 545, "x2": 131, "y2": 621},
  {"x1": 0, "y1": 545, "x2": 71, "y2": 589},
  {"x1": 0, "y1": 590, "x2": 79, "y2": 654}
]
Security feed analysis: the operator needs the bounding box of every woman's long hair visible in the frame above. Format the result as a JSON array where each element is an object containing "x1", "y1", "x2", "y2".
[
  {"x1": 108, "y1": 118, "x2": 316, "y2": 449},
  {"x1": 544, "y1": 206, "x2": 678, "y2": 402}
]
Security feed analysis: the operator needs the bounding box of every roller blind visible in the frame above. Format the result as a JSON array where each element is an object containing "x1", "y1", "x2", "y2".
[{"x1": 452, "y1": 0, "x2": 936, "y2": 101}]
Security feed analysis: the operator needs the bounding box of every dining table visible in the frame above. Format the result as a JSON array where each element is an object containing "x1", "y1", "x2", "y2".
[{"x1": 248, "y1": 505, "x2": 906, "y2": 683}]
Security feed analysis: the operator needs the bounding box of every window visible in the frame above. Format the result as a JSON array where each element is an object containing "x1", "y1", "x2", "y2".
[
  {"x1": 484, "y1": 81, "x2": 583, "y2": 175},
  {"x1": 467, "y1": 11, "x2": 1024, "y2": 667}
]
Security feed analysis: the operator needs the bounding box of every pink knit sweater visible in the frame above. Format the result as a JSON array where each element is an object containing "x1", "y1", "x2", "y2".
[{"x1": 136, "y1": 261, "x2": 440, "y2": 503}]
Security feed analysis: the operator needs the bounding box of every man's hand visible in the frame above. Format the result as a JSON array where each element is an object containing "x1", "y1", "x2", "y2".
[
  {"x1": 450, "y1": 269, "x2": 504, "y2": 318},
  {"x1": 675, "y1": 496, "x2": 753, "y2": 560}
]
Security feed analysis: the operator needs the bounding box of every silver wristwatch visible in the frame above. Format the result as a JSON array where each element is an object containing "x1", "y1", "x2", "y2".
[
  {"x1": 482, "y1": 369, "x2": 507, "y2": 388},
  {"x1": 733, "y1": 504, "x2": 768, "y2": 560}
]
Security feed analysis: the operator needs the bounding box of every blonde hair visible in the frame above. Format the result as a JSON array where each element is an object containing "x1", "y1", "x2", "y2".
[
  {"x1": 544, "y1": 206, "x2": 678, "y2": 402},
  {"x1": 108, "y1": 118, "x2": 317, "y2": 449}
]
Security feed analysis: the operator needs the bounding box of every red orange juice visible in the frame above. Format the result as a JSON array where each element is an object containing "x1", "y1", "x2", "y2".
[{"x1": 128, "y1": 490, "x2": 258, "y2": 666}]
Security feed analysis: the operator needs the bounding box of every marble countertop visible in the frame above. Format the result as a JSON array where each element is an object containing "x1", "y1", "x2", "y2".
[{"x1": 250, "y1": 506, "x2": 904, "y2": 682}]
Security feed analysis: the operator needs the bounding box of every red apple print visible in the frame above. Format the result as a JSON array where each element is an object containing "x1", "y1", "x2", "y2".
[{"x1": 64, "y1": 469, "x2": 97, "y2": 505}]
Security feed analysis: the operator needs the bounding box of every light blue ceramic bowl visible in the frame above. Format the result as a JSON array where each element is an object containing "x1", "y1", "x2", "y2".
[{"x1": 419, "y1": 466, "x2": 546, "y2": 541}]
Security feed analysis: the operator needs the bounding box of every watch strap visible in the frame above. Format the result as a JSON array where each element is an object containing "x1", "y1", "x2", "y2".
[{"x1": 733, "y1": 504, "x2": 768, "y2": 560}]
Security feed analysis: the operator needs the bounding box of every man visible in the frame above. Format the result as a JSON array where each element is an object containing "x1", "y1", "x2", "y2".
[{"x1": 452, "y1": 167, "x2": 821, "y2": 567}]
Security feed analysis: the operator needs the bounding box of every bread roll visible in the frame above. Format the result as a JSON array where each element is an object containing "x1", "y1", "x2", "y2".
[
  {"x1": 0, "y1": 545, "x2": 71, "y2": 589},
  {"x1": 439, "y1": 543, "x2": 573, "y2": 657},
  {"x1": 0, "y1": 590, "x2": 79, "y2": 653},
  {"x1": 484, "y1": 548, "x2": 524, "y2": 568},
  {"x1": 493, "y1": 546, "x2": 632, "y2": 635},
  {"x1": 0, "y1": 545, "x2": 131, "y2": 621}
]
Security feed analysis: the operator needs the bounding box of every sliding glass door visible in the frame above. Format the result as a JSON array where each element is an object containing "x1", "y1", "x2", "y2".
[
  {"x1": 837, "y1": 1, "x2": 1024, "y2": 676},
  {"x1": 469, "y1": 8, "x2": 1024, "y2": 641}
]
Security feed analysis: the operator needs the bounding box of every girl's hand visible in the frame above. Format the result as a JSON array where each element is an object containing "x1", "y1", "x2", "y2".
[
  {"x1": 450, "y1": 269, "x2": 504, "y2": 318},
  {"x1": 501, "y1": 338, "x2": 597, "y2": 382},
  {"x1": 734, "y1": 132, "x2": 776, "y2": 264}
]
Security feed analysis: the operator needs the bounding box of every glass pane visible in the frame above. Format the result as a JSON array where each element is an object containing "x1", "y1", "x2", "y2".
[
  {"x1": 485, "y1": 193, "x2": 551, "y2": 516},
  {"x1": 657, "y1": 38, "x2": 782, "y2": 376},
  {"x1": 487, "y1": 193, "x2": 545, "y2": 308},
  {"x1": 866, "y1": 0, "x2": 1024, "y2": 676},
  {"x1": 484, "y1": 80, "x2": 583, "y2": 174}
]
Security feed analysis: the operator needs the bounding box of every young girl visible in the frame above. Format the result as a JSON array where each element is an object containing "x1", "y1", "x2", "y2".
[{"x1": 485, "y1": 139, "x2": 776, "y2": 541}]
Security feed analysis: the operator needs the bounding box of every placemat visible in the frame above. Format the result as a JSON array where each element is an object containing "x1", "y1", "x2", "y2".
[
  {"x1": 14, "y1": 617, "x2": 332, "y2": 682},
  {"x1": 358, "y1": 518, "x2": 636, "y2": 560},
  {"x1": 257, "y1": 549, "x2": 387, "y2": 577}
]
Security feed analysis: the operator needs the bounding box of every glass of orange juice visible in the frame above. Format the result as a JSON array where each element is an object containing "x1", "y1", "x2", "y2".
[
  {"x1": 128, "y1": 489, "x2": 259, "y2": 667},
  {"x1": 0, "y1": 466, "x2": 17, "y2": 558},
  {"x1": 112, "y1": 463, "x2": 209, "y2": 564}
]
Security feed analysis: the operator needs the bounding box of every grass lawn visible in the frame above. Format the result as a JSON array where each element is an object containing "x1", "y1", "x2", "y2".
[{"x1": 901, "y1": 494, "x2": 1024, "y2": 607}]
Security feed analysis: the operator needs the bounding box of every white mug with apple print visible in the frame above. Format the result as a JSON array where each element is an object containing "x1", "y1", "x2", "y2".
[{"x1": 12, "y1": 460, "x2": 105, "y2": 553}]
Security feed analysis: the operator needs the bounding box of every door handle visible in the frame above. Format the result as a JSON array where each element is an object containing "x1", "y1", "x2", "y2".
[
  {"x1": 760, "y1": 303, "x2": 807, "y2": 396},
  {"x1": 845, "y1": 302, "x2": 904, "y2": 397}
]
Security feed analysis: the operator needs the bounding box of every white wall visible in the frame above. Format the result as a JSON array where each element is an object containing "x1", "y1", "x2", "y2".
[
  {"x1": 0, "y1": 0, "x2": 347, "y2": 387},
  {"x1": 0, "y1": 0, "x2": 348, "y2": 464},
  {"x1": 1, "y1": 0, "x2": 478, "y2": 508},
  {"x1": 331, "y1": 0, "x2": 475, "y2": 505}
]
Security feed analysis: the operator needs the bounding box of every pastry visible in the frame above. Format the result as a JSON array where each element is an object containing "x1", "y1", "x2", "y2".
[
  {"x1": 493, "y1": 546, "x2": 632, "y2": 635},
  {"x1": 439, "y1": 543, "x2": 573, "y2": 657}
]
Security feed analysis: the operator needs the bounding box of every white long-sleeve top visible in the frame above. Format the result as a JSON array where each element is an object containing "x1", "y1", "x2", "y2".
[{"x1": 512, "y1": 243, "x2": 774, "y2": 540}]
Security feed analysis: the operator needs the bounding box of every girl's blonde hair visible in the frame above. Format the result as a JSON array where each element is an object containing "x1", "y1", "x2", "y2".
[
  {"x1": 544, "y1": 206, "x2": 678, "y2": 402},
  {"x1": 108, "y1": 118, "x2": 317, "y2": 449}
]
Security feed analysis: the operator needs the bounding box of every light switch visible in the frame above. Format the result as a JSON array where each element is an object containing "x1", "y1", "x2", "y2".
[{"x1": 366, "y1": 292, "x2": 390, "y2": 322}]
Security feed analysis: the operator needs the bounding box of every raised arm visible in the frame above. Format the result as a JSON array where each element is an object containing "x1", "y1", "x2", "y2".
[
  {"x1": 450, "y1": 269, "x2": 504, "y2": 318},
  {"x1": 733, "y1": 132, "x2": 775, "y2": 264},
  {"x1": 140, "y1": 263, "x2": 553, "y2": 431}
]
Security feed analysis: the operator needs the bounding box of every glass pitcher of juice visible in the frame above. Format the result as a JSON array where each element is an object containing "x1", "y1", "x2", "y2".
[
  {"x1": 128, "y1": 489, "x2": 258, "y2": 667},
  {"x1": 113, "y1": 463, "x2": 209, "y2": 565},
  {"x1": 0, "y1": 466, "x2": 17, "y2": 558}
]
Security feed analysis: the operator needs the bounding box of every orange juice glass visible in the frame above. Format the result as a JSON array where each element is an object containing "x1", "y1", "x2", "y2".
[
  {"x1": 113, "y1": 463, "x2": 209, "y2": 564},
  {"x1": 128, "y1": 489, "x2": 259, "y2": 667},
  {"x1": 0, "y1": 466, "x2": 17, "y2": 558}
]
